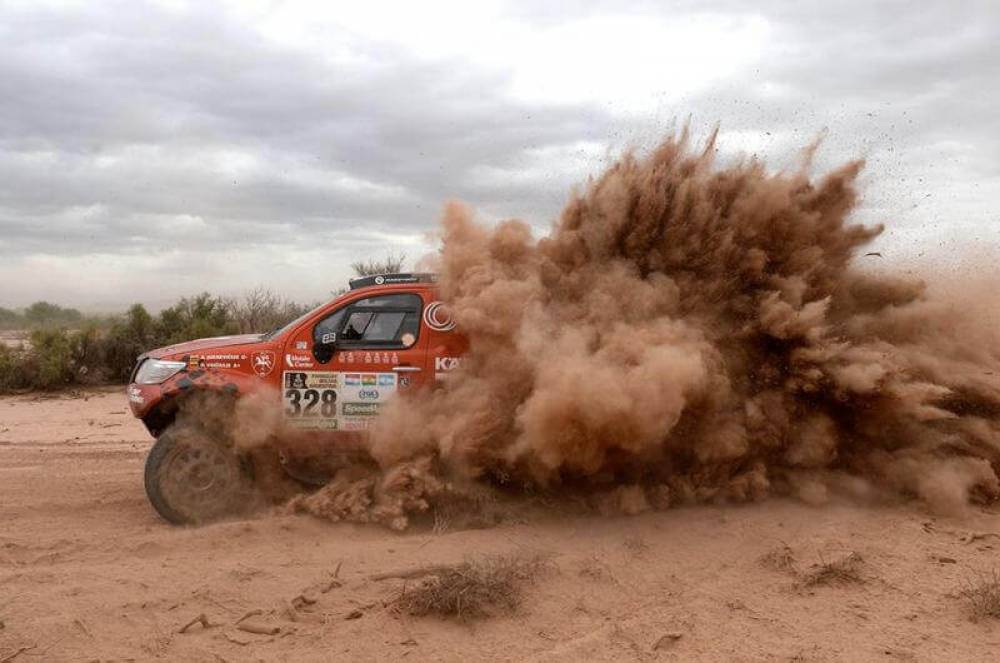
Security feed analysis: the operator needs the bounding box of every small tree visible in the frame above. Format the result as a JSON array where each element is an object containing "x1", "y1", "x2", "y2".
[
  {"x1": 0, "y1": 307, "x2": 22, "y2": 329},
  {"x1": 231, "y1": 287, "x2": 311, "y2": 334},
  {"x1": 23, "y1": 301, "x2": 83, "y2": 328},
  {"x1": 157, "y1": 293, "x2": 236, "y2": 345},
  {"x1": 350, "y1": 252, "x2": 407, "y2": 277}
]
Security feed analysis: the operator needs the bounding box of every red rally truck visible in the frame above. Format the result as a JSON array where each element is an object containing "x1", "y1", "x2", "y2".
[{"x1": 127, "y1": 273, "x2": 467, "y2": 524}]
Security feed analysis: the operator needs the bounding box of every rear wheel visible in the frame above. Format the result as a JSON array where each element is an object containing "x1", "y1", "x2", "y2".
[{"x1": 144, "y1": 425, "x2": 253, "y2": 524}]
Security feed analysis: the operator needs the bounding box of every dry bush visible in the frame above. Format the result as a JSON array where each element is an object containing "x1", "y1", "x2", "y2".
[
  {"x1": 801, "y1": 552, "x2": 865, "y2": 587},
  {"x1": 230, "y1": 287, "x2": 311, "y2": 334},
  {"x1": 390, "y1": 553, "x2": 547, "y2": 621},
  {"x1": 759, "y1": 545, "x2": 796, "y2": 572},
  {"x1": 963, "y1": 568, "x2": 1000, "y2": 621},
  {"x1": 351, "y1": 252, "x2": 407, "y2": 277}
]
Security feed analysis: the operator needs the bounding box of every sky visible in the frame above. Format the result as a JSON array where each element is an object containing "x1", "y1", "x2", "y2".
[{"x1": 0, "y1": 0, "x2": 997, "y2": 311}]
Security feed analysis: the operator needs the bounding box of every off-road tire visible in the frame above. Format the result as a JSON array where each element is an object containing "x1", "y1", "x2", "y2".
[{"x1": 144, "y1": 425, "x2": 253, "y2": 525}]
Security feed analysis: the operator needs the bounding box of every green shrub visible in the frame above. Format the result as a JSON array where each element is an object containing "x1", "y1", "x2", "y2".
[
  {"x1": 27, "y1": 328, "x2": 77, "y2": 389},
  {"x1": 23, "y1": 301, "x2": 83, "y2": 328},
  {"x1": 0, "y1": 289, "x2": 316, "y2": 393},
  {"x1": 157, "y1": 293, "x2": 236, "y2": 345},
  {"x1": 101, "y1": 304, "x2": 159, "y2": 382},
  {"x1": 0, "y1": 344, "x2": 29, "y2": 391},
  {"x1": 0, "y1": 307, "x2": 21, "y2": 330}
]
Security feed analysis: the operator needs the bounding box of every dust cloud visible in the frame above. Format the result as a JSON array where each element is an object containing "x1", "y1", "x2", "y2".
[{"x1": 290, "y1": 130, "x2": 1000, "y2": 528}]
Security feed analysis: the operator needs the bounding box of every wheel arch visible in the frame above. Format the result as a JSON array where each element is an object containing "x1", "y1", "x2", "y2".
[{"x1": 142, "y1": 384, "x2": 241, "y2": 438}]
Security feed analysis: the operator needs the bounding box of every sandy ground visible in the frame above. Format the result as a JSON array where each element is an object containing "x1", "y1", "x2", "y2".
[
  {"x1": 0, "y1": 331, "x2": 27, "y2": 349},
  {"x1": 1, "y1": 388, "x2": 999, "y2": 662}
]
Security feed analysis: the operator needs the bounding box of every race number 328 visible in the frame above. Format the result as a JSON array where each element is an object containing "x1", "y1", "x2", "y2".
[{"x1": 284, "y1": 388, "x2": 337, "y2": 417}]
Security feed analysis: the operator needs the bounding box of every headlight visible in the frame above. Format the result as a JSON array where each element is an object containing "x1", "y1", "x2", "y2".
[{"x1": 134, "y1": 359, "x2": 186, "y2": 385}]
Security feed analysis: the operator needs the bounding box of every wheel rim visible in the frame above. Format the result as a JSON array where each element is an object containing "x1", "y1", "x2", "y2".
[{"x1": 160, "y1": 436, "x2": 245, "y2": 522}]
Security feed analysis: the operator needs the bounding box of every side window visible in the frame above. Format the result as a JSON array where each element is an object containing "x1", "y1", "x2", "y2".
[
  {"x1": 313, "y1": 309, "x2": 346, "y2": 344},
  {"x1": 342, "y1": 311, "x2": 374, "y2": 340},
  {"x1": 312, "y1": 293, "x2": 423, "y2": 348}
]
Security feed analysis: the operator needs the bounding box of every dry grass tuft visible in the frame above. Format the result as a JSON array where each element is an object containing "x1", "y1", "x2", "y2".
[
  {"x1": 759, "y1": 545, "x2": 796, "y2": 572},
  {"x1": 390, "y1": 554, "x2": 548, "y2": 621},
  {"x1": 801, "y1": 552, "x2": 865, "y2": 587},
  {"x1": 962, "y1": 568, "x2": 1000, "y2": 621}
]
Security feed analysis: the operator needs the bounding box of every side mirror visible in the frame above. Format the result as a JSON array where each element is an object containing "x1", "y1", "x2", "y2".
[{"x1": 313, "y1": 332, "x2": 337, "y2": 363}]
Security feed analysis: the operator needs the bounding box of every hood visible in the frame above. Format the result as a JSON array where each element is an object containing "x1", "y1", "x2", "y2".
[{"x1": 147, "y1": 334, "x2": 264, "y2": 359}]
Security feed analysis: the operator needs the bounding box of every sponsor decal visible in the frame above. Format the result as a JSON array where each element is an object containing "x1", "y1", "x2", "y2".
[
  {"x1": 344, "y1": 373, "x2": 361, "y2": 386},
  {"x1": 374, "y1": 275, "x2": 385, "y2": 285},
  {"x1": 127, "y1": 386, "x2": 145, "y2": 405},
  {"x1": 285, "y1": 372, "x2": 308, "y2": 389},
  {"x1": 399, "y1": 376, "x2": 410, "y2": 387},
  {"x1": 343, "y1": 402, "x2": 379, "y2": 416},
  {"x1": 251, "y1": 351, "x2": 276, "y2": 377},
  {"x1": 363, "y1": 352, "x2": 372, "y2": 364},
  {"x1": 391, "y1": 352, "x2": 399, "y2": 364},
  {"x1": 377, "y1": 374, "x2": 395, "y2": 387},
  {"x1": 400, "y1": 332, "x2": 416, "y2": 347},
  {"x1": 434, "y1": 356, "x2": 462, "y2": 371},
  {"x1": 295, "y1": 341, "x2": 308, "y2": 350},
  {"x1": 320, "y1": 332, "x2": 337, "y2": 345},
  {"x1": 358, "y1": 389, "x2": 380, "y2": 400},
  {"x1": 423, "y1": 301, "x2": 456, "y2": 332},
  {"x1": 285, "y1": 353, "x2": 315, "y2": 369},
  {"x1": 361, "y1": 374, "x2": 377, "y2": 386}
]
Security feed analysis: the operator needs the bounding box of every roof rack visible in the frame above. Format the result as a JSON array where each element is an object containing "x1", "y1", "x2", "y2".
[{"x1": 348, "y1": 272, "x2": 438, "y2": 290}]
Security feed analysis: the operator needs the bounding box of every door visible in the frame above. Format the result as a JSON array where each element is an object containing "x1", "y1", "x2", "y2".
[{"x1": 280, "y1": 292, "x2": 428, "y2": 433}]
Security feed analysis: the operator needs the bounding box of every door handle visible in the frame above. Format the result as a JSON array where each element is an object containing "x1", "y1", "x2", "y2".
[{"x1": 392, "y1": 366, "x2": 422, "y2": 373}]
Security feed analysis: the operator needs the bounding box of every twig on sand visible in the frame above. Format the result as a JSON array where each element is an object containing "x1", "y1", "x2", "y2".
[
  {"x1": 178, "y1": 613, "x2": 214, "y2": 634},
  {"x1": 223, "y1": 633, "x2": 251, "y2": 646},
  {"x1": 235, "y1": 609, "x2": 263, "y2": 624},
  {"x1": 371, "y1": 564, "x2": 455, "y2": 582},
  {"x1": 652, "y1": 632, "x2": 683, "y2": 650},
  {"x1": 1, "y1": 645, "x2": 36, "y2": 663},
  {"x1": 236, "y1": 621, "x2": 280, "y2": 636},
  {"x1": 961, "y1": 532, "x2": 1000, "y2": 545}
]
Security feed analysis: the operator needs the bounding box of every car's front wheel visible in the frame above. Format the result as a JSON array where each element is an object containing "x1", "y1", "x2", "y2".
[{"x1": 143, "y1": 425, "x2": 253, "y2": 525}]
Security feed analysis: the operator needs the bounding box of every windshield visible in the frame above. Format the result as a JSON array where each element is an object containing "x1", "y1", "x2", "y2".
[{"x1": 261, "y1": 304, "x2": 322, "y2": 340}]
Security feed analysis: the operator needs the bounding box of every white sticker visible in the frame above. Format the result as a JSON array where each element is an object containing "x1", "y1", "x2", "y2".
[
  {"x1": 423, "y1": 301, "x2": 456, "y2": 332},
  {"x1": 282, "y1": 371, "x2": 398, "y2": 430}
]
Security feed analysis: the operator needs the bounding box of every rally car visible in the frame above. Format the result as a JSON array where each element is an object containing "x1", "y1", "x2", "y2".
[{"x1": 127, "y1": 273, "x2": 467, "y2": 524}]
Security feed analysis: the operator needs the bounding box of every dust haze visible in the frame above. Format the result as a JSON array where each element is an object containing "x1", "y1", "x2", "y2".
[{"x1": 278, "y1": 131, "x2": 1000, "y2": 527}]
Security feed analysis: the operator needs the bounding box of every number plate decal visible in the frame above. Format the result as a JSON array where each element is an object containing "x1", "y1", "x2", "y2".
[{"x1": 282, "y1": 371, "x2": 397, "y2": 430}]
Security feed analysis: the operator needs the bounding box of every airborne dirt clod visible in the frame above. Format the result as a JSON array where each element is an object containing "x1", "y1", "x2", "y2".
[{"x1": 288, "y1": 131, "x2": 1000, "y2": 528}]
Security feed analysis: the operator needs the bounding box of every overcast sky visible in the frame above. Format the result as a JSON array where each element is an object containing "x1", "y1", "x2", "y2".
[{"x1": 1, "y1": 0, "x2": 997, "y2": 311}]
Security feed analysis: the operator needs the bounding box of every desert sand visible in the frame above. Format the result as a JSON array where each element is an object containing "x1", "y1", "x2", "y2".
[{"x1": 1, "y1": 387, "x2": 998, "y2": 662}]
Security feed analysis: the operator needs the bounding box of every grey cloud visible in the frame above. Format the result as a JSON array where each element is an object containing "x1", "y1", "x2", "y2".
[{"x1": 0, "y1": 0, "x2": 997, "y2": 307}]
